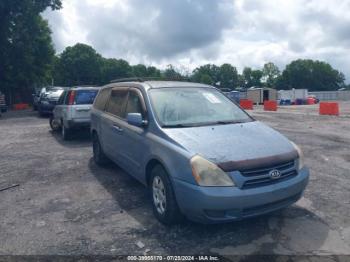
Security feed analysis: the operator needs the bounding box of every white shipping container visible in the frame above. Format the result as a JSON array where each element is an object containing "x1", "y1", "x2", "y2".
[{"x1": 278, "y1": 89, "x2": 308, "y2": 101}]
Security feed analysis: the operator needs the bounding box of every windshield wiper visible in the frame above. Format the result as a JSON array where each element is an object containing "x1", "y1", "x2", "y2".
[
  {"x1": 161, "y1": 123, "x2": 196, "y2": 128},
  {"x1": 214, "y1": 120, "x2": 247, "y2": 125},
  {"x1": 162, "y1": 120, "x2": 248, "y2": 128}
]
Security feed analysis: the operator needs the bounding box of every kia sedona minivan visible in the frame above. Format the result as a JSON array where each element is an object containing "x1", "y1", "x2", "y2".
[{"x1": 90, "y1": 80, "x2": 309, "y2": 224}]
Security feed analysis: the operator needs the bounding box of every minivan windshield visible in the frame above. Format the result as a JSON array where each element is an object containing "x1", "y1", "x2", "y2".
[{"x1": 149, "y1": 87, "x2": 253, "y2": 128}]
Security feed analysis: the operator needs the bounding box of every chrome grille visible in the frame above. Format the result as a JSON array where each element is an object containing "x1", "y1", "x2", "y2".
[
  {"x1": 240, "y1": 160, "x2": 297, "y2": 189},
  {"x1": 241, "y1": 161, "x2": 295, "y2": 177}
]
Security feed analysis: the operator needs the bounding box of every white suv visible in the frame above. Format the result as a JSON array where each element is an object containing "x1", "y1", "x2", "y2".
[{"x1": 50, "y1": 86, "x2": 100, "y2": 140}]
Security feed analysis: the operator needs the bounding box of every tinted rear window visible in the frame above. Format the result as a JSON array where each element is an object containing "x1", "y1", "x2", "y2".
[
  {"x1": 105, "y1": 90, "x2": 128, "y2": 118},
  {"x1": 75, "y1": 90, "x2": 98, "y2": 105},
  {"x1": 94, "y1": 88, "x2": 111, "y2": 110}
]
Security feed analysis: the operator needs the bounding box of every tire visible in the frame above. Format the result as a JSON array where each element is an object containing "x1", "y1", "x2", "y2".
[
  {"x1": 61, "y1": 122, "x2": 72, "y2": 140},
  {"x1": 92, "y1": 133, "x2": 109, "y2": 165},
  {"x1": 150, "y1": 165, "x2": 184, "y2": 225},
  {"x1": 49, "y1": 116, "x2": 61, "y2": 132}
]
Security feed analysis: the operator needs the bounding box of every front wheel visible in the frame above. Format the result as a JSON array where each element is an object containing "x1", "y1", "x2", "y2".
[
  {"x1": 92, "y1": 133, "x2": 109, "y2": 165},
  {"x1": 49, "y1": 116, "x2": 61, "y2": 132},
  {"x1": 150, "y1": 165, "x2": 184, "y2": 225}
]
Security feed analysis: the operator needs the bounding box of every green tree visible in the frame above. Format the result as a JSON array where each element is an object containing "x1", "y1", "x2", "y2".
[
  {"x1": 243, "y1": 67, "x2": 263, "y2": 88},
  {"x1": 0, "y1": 0, "x2": 62, "y2": 103},
  {"x1": 191, "y1": 64, "x2": 220, "y2": 84},
  {"x1": 237, "y1": 74, "x2": 245, "y2": 88},
  {"x1": 218, "y1": 64, "x2": 238, "y2": 90},
  {"x1": 279, "y1": 59, "x2": 345, "y2": 91},
  {"x1": 100, "y1": 58, "x2": 132, "y2": 84},
  {"x1": 242, "y1": 67, "x2": 252, "y2": 88},
  {"x1": 262, "y1": 62, "x2": 280, "y2": 88},
  {"x1": 55, "y1": 43, "x2": 102, "y2": 86},
  {"x1": 251, "y1": 70, "x2": 263, "y2": 87},
  {"x1": 200, "y1": 74, "x2": 213, "y2": 85},
  {"x1": 162, "y1": 65, "x2": 183, "y2": 80},
  {"x1": 146, "y1": 66, "x2": 161, "y2": 78},
  {"x1": 132, "y1": 64, "x2": 148, "y2": 77}
]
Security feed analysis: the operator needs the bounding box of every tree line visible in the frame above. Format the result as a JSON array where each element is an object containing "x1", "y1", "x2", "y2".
[
  {"x1": 0, "y1": 0, "x2": 348, "y2": 104},
  {"x1": 52, "y1": 43, "x2": 348, "y2": 92}
]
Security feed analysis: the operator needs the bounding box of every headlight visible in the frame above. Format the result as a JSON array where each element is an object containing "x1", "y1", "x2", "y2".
[
  {"x1": 291, "y1": 142, "x2": 304, "y2": 170},
  {"x1": 190, "y1": 155, "x2": 235, "y2": 187}
]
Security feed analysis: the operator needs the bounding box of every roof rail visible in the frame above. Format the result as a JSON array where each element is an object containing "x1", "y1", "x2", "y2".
[
  {"x1": 110, "y1": 77, "x2": 191, "y2": 84},
  {"x1": 71, "y1": 85, "x2": 99, "y2": 88},
  {"x1": 110, "y1": 77, "x2": 149, "y2": 83}
]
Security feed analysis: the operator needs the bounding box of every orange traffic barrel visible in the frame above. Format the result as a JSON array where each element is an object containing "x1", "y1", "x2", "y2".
[
  {"x1": 240, "y1": 99, "x2": 254, "y2": 110},
  {"x1": 319, "y1": 102, "x2": 339, "y2": 116},
  {"x1": 264, "y1": 100, "x2": 278, "y2": 111}
]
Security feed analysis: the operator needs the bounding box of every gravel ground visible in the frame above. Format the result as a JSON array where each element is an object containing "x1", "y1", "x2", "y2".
[{"x1": 0, "y1": 102, "x2": 349, "y2": 258}]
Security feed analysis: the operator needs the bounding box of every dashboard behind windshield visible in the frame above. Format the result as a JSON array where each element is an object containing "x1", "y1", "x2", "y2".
[{"x1": 148, "y1": 87, "x2": 253, "y2": 127}]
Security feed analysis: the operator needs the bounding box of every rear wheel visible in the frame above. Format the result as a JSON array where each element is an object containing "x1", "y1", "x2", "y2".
[
  {"x1": 62, "y1": 123, "x2": 72, "y2": 140},
  {"x1": 92, "y1": 133, "x2": 109, "y2": 165},
  {"x1": 150, "y1": 165, "x2": 184, "y2": 225},
  {"x1": 49, "y1": 116, "x2": 61, "y2": 131}
]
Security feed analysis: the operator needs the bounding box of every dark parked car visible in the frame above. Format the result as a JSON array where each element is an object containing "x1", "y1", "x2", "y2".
[
  {"x1": 37, "y1": 87, "x2": 66, "y2": 116},
  {"x1": 0, "y1": 92, "x2": 7, "y2": 113},
  {"x1": 223, "y1": 90, "x2": 240, "y2": 103},
  {"x1": 32, "y1": 88, "x2": 43, "y2": 111}
]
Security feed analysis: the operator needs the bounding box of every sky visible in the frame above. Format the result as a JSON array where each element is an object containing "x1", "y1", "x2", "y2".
[{"x1": 43, "y1": 0, "x2": 350, "y2": 79}]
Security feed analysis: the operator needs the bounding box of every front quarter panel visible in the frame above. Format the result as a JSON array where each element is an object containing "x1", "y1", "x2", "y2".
[{"x1": 144, "y1": 132, "x2": 196, "y2": 185}]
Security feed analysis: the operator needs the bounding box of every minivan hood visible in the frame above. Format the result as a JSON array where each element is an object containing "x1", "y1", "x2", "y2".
[{"x1": 163, "y1": 121, "x2": 296, "y2": 165}]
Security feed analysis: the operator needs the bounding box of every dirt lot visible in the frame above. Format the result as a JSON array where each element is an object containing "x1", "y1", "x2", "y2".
[{"x1": 0, "y1": 102, "x2": 350, "y2": 258}]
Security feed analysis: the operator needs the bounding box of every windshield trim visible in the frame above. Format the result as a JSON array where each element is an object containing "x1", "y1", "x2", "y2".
[
  {"x1": 148, "y1": 86, "x2": 254, "y2": 128},
  {"x1": 161, "y1": 119, "x2": 253, "y2": 129}
]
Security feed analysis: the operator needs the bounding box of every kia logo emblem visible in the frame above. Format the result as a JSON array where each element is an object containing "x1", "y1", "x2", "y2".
[{"x1": 269, "y1": 169, "x2": 281, "y2": 179}]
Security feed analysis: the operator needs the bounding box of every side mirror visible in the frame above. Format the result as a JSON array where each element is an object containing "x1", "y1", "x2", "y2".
[{"x1": 127, "y1": 113, "x2": 147, "y2": 127}]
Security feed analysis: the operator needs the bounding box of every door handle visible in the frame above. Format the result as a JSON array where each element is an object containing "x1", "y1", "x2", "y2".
[{"x1": 112, "y1": 125, "x2": 123, "y2": 133}]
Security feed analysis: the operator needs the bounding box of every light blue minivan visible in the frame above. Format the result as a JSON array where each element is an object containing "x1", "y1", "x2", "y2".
[{"x1": 91, "y1": 80, "x2": 309, "y2": 224}]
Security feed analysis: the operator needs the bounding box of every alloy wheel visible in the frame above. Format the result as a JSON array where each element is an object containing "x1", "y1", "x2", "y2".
[{"x1": 152, "y1": 176, "x2": 167, "y2": 215}]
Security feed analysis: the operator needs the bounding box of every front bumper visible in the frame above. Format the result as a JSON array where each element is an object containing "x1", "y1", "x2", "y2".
[{"x1": 173, "y1": 167, "x2": 309, "y2": 223}]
